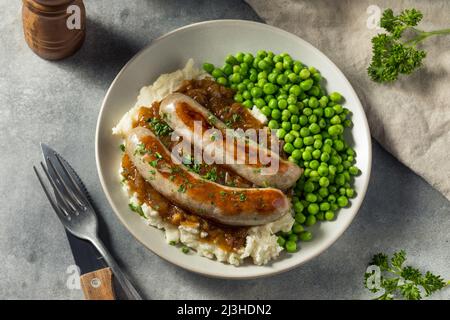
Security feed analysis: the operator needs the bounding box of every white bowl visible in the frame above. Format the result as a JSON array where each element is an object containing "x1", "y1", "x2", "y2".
[{"x1": 96, "y1": 20, "x2": 372, "y2": 279}]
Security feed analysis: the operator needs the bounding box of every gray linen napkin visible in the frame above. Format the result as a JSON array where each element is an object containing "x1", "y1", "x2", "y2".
[{"x1": 245, "y1": 0, "x2": 450, "y2": 200}]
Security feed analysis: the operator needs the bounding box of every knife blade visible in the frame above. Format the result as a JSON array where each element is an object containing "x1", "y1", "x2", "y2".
[{"x1": 40, "y1": 143, "x2": 125, "y2": 299}]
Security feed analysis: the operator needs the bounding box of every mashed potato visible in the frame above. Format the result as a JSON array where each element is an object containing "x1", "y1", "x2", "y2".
[{"x1": 114, "y1": 59, "x2": 294, "y2": 266}]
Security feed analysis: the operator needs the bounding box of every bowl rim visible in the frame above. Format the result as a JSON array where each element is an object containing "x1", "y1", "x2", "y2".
[{"x1": 95, "y1": 19, "x2": 372, "y2": 279}]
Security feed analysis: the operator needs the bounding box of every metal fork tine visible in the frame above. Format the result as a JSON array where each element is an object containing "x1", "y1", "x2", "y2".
[
  {"x1": 40, "y1": 162, "x2": 75, "y2": 216},
  {"x1": 33, "y1": 166, "x2": 69, "y2": 222},
  {"x1": 54, "y1": 154, "x2": 88, "y2": 206},
  {"x1": 47, "y1": 156, "x2": 84, "y2": 210}
]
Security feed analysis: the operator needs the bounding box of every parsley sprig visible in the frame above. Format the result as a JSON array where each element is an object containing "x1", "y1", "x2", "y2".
[
  {"x1": 365, "y1": 250, "x2": 449, "y2": 300},
  {"x1": 368, "y1": 8, "x2": 450, "y2": 83}
]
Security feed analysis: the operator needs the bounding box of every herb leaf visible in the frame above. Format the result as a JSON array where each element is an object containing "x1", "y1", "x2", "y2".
[
  {"x1": 365, "y1": 250, "x2": 448, "y2": 300},
  {"x1": 368, "y1": 8, "x2": 450, "y2": 83}
]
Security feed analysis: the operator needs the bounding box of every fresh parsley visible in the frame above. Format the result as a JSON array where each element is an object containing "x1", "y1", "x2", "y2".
[
  {"x1": 128, "y1": 203, "x2": 145, "y2": 218},
  {"x1": 365, "y1": 250, "x2": 448, "y2": 300},
  {"x1": 368, "y1": 8, "x2": 450, "y2": 83},
  {"x1": 148, "y1": 117, "x2": 173, "y2": 136}
]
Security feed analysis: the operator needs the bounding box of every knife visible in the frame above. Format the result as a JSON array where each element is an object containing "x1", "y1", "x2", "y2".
[{"x1": 41, "y1": 143, "x2": 125, "y2": 300}]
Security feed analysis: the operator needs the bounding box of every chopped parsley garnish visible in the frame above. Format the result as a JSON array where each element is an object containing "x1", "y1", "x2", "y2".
[
  {"x1": 239, "y1": 193, "x2": 247, "y2": 202},
  {"x1": 119, "y1": 144, "x2": 125, "y2": 152},
  {"x1": 128, "y1": 203, "x2": 145, "y2": 218},
  {"x1": 169, "y1": 240, "x2": 177, "y2": 246},
  {"x1": 149, "y1": 159, "x2": 159, "y2": 167},
  {"x1": 134, "y1": 143, "x2": 147, "y2": 156},
  {"x1": 181, "y1": 246, "x2": 190, "y2": 254},
  {"x1": 148, "y1": 117, "x2": 173, "y2": 136},
  {"x1": 202, "y1": 167, "x2": 218, "y2": 182},
  {"x1": 207, "y1": 114, "x2": 218, "y2": 125},
  {"x1": 178, "y1": 184, "x2": 187, "y2": 193}
]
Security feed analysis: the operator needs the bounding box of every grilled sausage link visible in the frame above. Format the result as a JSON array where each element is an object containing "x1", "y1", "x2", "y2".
[
  {"x1": 126, "y1": 127, "x2": 292, "y2": 226},
  {"x1": 159, "y1": 93, "x2": 302, "y2": 190}
]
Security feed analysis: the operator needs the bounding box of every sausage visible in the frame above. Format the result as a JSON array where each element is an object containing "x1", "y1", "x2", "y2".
[
  {"x1": 159, "y1": 93, "x2": 302, "y2": 190},
  {"x1": 126, "y1": 126, "x2": 292, "y2": 226}
]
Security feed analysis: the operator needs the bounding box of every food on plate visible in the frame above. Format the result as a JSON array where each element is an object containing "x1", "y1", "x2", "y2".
[
  {"x1": 113, "y1": 50, "x2": 360, "y2": 265},
  {"x1": 203, "y1": 51, "x2": 360, "y2": 253},
  {"x1": 159, "y1": 93, "x2": 302, "y2": 190},
  {"x1": 126, "y1": 126, "x2": 292, "y2": 226}
]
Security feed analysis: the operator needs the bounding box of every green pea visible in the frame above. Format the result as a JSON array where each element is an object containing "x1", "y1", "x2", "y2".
[
  {"x1": 277, "y1": 74, "x2": 288, "y2": 85},
  {"x1": 230, "y1": 73, "x2": 241, "y2": 83},
  {"x1": 305, "y1": 193, "x2": 317, "y2": 203},
  {"x1": 328, "y1": 194, "x2": 336, "y2": 203},
  {"x1": 289, "y1": 130, "x2": 300, "y2": 139},
  {"x1": 281, "y1": 121, "x2": 292, "y2": 131},
  {"x1": 290, "y1": 115, "x2": 299, "y2": 124},
  {"x1": 288, "y1": 73, "x2": 299, "y2": 83},
  {"x1": 313, "y1": 140, "x2": 323, "y2": 149},
  {"x1": 261, "y1": 106, "x2": 271, "y2": 117},
  {"x1": 328, "y1": 124, "x2": 343, "y2": 136},
  {"x1": 295, "y1": 213, "x2": 306, "y2": 224},
  {"x1": 242, "y1": 100, "x2": 253, "y2": 108},
  {"x1": 346, "y1": 188, "x2": 355, "y2": 198},
  {"x1": 330, "y1": 92, "x2": 342, "y2": 102},
  {"x1": 294, "y1": 201, "x2": 304, "y2": 214},
  {"x1": 303, "y1": 107, "x2": 312, "y2": 116},
  {"x1": 299, "y1": 115, "x2": 308, "y2": 126},
  {"x1": 302, "y1": 150, "x2": 312, "y2": 161},
  {"x1": 308, "y1": 86, "x2": 320, "y2": 97},
  {"x1": 304, "y1": 181, "x2": 315, "y2": 193},
  {"x1": 299, "y1": 68, "x2": 311, "y2": 79},
  {"x1": 271, "y1": 109, "x2": 281, "y2": 120},
  {"x1": 203, "y1": 62, "x2": 214, "y2": 73},
  {"x1": 319, "y1": 202, "x2": 330, "y2": 211},
  {"x1": 308, "y1": 97, "x2": 319, "y2": 108},
  {"x1": 276, "y1": 128, "x2": 287, "y2": 139},
  {"x1": 299, "y1": 231, "x2": 312, "y2": 241},
  {"x1": 278, "y1": 99, "x2": 288, "y2": 109},
  {"x1": 333, "y1": 104, "x2": 344, "y2": 114},
  {"x1": 285, "y1": 241, "x2": 297, "y2": 253},
  {"x1": 249, "y1": 87, "x2": 261, "y2": 98},
  {"x1": 277, "y1": 236, "x2": 286, "y2": 247},
  {"x1": 299, "y1": 127, "x2": 310, "y2": 137},
  {"x1": 309, "y1": 160, "x2": 319, "y2": 170},
  {"x1": 287, "y1": 95, "x2": 297, "y2": 105},
  {"x1": 292, "y1": 149, "x2": 302, "y2": 160},
  {"x1": 293, "y1": 137, "x2": 303, "y2": 148},
  {"x1": 303, "y1": 136, "x2": 314, "y2": 146},
  {"x1": 284, "y1": 133, "x2": 295, "y2": 143},
  {"x1": 293, "y1": 223, "x2": 304, "y2": 234},
  {"x1": 337, "y1": 195, "x2": 349, "y2": 207},
  {"x1": 217, "y1": 77, "x2": 227, "y2": 85},
  {"x1": 349, "y1": 166, "x2": 359, "y2": 176},
  {"x1": 289, "y1": 85, "x2": 301, "y2": 96},
  {"x1": 211, "y1": 68, "x2": 224, "y2": 78},
  {"x1": 318, "y1": 187, "x2": 329, "y2": 197},
  {"x1": 243, "y1": 53, "x2": 253, "y2": 64},
  {"x1": 309, "y1": 123, "x2": 320, "y2": 134},
  {"x1": 288, "y1": 104, "x2": 299, "y2": 115},
  {"x1": 324, "y1": 211, "x2": 335, "y2": 221},
  {"x1": 319, "y1": 177, "x2": 330, "y2": 187},
  {"x1": 268, "y1": 119, "x2": 279, "y2": 129},
  {"x1": 334, "y1": 139, "x2": 345, "y2": 151},
  {"x1": 263, "y1": 83, "x2": 277, "y2": 95},
  {"x1": 330, "y1": 115, "x2": 341, "y2": 125},
  {"x1": 305, "y1": 214, "x2": 317, "y2": 226},
  {"x1": 300, "y1": 79, "x2": 314, "y2": 91}
]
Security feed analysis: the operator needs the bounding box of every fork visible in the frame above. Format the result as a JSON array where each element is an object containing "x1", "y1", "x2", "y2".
[{"x1": 34, "y1": 153, "x2": 143, "y2": 300}]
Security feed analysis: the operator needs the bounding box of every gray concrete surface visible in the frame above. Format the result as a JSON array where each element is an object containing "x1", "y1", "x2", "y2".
[{"x1": 0, "y1": 0, "x2": 448, "y2": 300}]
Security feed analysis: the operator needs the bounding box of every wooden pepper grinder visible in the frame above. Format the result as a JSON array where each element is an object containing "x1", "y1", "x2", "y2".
[{"x1": 22, "y1": 0, "x2": 86, "y2": 60}]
